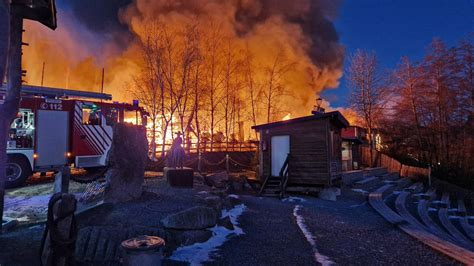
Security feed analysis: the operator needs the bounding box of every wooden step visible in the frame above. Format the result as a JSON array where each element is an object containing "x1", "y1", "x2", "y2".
[
  {"x1": 457, "y1": 199, "x2": 474, "y2": 241},
  {"x1": 438, "y1": 192, "x2": 474, "y2": 250},
  {"x1": 354, "y1": 176, "x2": 379, "y2": 188}
]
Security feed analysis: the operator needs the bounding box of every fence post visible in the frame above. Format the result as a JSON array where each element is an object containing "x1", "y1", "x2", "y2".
[
  {"x1": 226, "y1": 154, "x2": 230, "y2": 173},
  {"x1": 428, "y1": 165, "x2": 432, "y2": 187},
  {"x1": 198, "y1": 152, "x2": 202, "y2": 173}
]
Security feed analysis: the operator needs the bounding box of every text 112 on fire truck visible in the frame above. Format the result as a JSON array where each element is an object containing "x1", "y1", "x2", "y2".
[{"x1": 1, "y1": 85, "x2": 147, "y2": 188}]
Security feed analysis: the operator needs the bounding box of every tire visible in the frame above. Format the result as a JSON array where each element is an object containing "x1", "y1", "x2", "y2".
[{"x1": 5, "y1": 155, "x2": 32, "y2": 189}]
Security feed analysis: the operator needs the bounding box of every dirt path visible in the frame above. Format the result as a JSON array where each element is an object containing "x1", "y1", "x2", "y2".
[{"x1": 212, "y1": 193, "x2": 457, "y2": 265}]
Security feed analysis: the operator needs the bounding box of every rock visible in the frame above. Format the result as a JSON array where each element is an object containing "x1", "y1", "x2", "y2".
[
  {"x1": 217, "y1": 216, "x2": 234, "y2": 230},
  {"x1": 319, "y1": 187, "x2": 338, "y2": 201},
  {"x1": 161, "y1": 207, "x2": 218, "y2": 230},
  {"x1": 164, "y1": 167, "x2": 194, "y2": 188},
  {"x1": 104, "y1": 124, "x2": 148, "y2": 203},
  {"x1": 204, "y1": 196, "x2": 223, "y2": 211},
  {"x1": 181, "y1": 230, "x2": 213, "y2": 246},
  {"x1": 225, "y1": 194, "x2": 241, "y2": 206},
  {"x1": 207, "y1": 172, "x2": 228, "y2": 187}
]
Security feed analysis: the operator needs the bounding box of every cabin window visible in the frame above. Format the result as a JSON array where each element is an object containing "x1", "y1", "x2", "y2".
[{"x1": 82, "y1": 103, "x2": 102, "y2": 125}]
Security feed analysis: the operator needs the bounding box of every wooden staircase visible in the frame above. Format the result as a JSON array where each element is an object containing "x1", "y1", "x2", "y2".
[{"x1": 259, "y1": 154, "x2": 290, "y2": 198}]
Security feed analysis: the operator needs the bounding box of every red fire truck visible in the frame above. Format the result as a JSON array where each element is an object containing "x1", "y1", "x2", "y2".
[{"x1": 1, "y1": 85, "x2": 147, "y2": 188}]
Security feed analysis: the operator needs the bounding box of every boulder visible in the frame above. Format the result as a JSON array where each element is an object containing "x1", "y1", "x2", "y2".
[
  {"x1": 204, "y1": 196, "x2": 223, "y2": 211},
  {"x1": 104, "y1": 124, "x2": 148, "y2": 203},
  {"x1": 161, "y1": 207, "x2": 218, "y2": 230},
  {"x1": 225, "y1": 194, "x2": 241, "y2": 206},
  {"x1": 319, "y1": 187, "x2": 338, "y2": 201},
  {"x1": 207, "y1": 172, "x2": 228, "y2": 187},
  {"x1": 164, "y1": 167, "x2": 194, "y2": 188}
]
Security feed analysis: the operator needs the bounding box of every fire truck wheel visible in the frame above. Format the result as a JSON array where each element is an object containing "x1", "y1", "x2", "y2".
[{"x1": 5, "y1": 155, "x2": 32, "y2": 189}]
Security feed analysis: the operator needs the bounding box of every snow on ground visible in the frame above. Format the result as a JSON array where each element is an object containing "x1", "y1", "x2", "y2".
[
  {"x1": 293, "y1": 205, "x2": 335, "y2": 266},
  {"x1": 170, "y1": 204, "x2": 247, "y2": 265},
  {"x1": 282, "y1": 196, "x2": 306, "y2": 203},
  {"x1": 350, "y1": 188, "x2": 369, "y2": 194},
  {"x1": 4, "y1": 193, "x2": 82, "y2": 222}
]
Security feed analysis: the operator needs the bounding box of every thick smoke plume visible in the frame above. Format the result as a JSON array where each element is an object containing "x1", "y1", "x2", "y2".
[{"x1": 23, "y1": 0, "x2": 343, "y2": 117}]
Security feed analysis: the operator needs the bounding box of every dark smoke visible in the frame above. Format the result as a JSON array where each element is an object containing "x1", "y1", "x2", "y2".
[{"x1": 234, "y1": 0, "x2": 343, "y2": 69}]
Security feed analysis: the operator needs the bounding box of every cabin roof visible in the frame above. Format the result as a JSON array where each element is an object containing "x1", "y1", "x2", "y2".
[{"x1": 252, "y1": 111, "x2": 349, "y2": 130}]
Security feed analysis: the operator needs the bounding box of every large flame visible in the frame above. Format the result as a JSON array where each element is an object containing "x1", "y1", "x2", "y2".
[{"x1": 22, "y1": 1, "x2": 345, "y2": 140}]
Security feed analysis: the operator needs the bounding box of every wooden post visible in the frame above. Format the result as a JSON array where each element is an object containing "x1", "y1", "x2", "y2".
[
  {"x1": 53, "y1": 166, "x2": 70, "y2": 194},
  {"x1": 198, "y1": 152, "x2": 202, "y2": 173},
  {"x1": 428, "y1": 165, "x2": 432, "y2": 187},
  {"x1": 226, "y1": 154, "x2": 229, "y2": 173}
]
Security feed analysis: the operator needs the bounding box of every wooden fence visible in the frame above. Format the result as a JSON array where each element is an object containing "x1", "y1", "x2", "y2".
[
  {"x1": 151, "y1": 141, "x2": 258, "y2": 157},
  {"x1": 361, "y1": 146, "x2": 430, "y2": 178}
]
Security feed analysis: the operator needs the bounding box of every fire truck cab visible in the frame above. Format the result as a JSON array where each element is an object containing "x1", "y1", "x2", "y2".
[{"x1": 2, "y1": 85, "x2": 147, "y2": 188}]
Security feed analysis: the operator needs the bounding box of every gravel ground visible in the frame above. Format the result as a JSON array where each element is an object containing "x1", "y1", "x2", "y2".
[
  {"x1": 0, "y1": 179, "x2": 462, "y2": 265},
  {"x1": 212, "y1": 189, "x2": 459, "y2": 265}
]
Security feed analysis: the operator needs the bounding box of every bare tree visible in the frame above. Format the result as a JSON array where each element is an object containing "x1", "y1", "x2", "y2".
[
  {"x1": 261, "y1": 49, "x2": 293, "y2": 123},
  {"x1": 348, "y1": 49, "x2": 384, "y2": 166},
  {"x1": 202, "y1": 25, "x2": 224, "y2": 151},
  {"x1": 243, "y1": 45, "x2": 260, "y2": 140},
  {"x1": 391, "y1": 57, "x2": 427, "y2": 160}
]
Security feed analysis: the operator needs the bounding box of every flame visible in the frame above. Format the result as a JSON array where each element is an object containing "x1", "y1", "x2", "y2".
[
  {"x1": 22, "y1": 1, "x2": 344, "y2": 138},
  {"x1": 282, "y1": 113, "x2": 291, "y2": 120}
]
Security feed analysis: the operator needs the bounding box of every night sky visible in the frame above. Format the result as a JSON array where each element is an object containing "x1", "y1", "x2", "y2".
[{"x1": 324, "y1": 0, "x2": 474, "y2": 108}]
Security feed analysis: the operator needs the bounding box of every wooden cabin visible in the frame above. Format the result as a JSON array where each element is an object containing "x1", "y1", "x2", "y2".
[{"x1": 252, "y1": 111, "x2": 349, "y2": 195}]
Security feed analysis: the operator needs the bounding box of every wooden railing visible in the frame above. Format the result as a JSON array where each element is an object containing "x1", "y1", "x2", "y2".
[
  {"x1": 279, "y1": 154, "x2": 290, "y2": 198},
  {"x1": 151, "y1": 141, "x2": 258, "y2": 157}
]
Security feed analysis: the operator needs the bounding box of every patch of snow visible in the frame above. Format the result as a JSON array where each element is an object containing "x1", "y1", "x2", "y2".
[
  {"x1": 428, "y1": 207, "x2": 438, "y2": 212},
  {"x1": 467, "y1": 216, "x2": 474, "y2": 220},
  {"x1": 198, "y1": 191, "x2": 209, "y2": 194},
  {"x1": 3, "y1": 193, "x2": 82, "y2": 222},
  {"x1": 351, "y1": 188, "x2": 368, "y2": 194},
  {"x1": 227, "y1": 194, "x2": 239, "y2": 199},
  {"x1": 282, "y1": 196, "x2": 306, "y2": 203},
  {"x1": 448, "y1": 208, "x2": 459, "y2": 212},
  {"x1": 392, "y1": 191, "x2": 401, "y2": 195},
  {"x1": 432, "y1": 200, "x2": 443, "y2": 204},
  {"x1": 449, "y1": 216, "x2": 462, "y2": 220},
  {"x1": 293, "y1": 205, "x2": 335, "y2": 266},
  {"x1": 170, "y1": 204, "x2": 246, "y2": 265}
]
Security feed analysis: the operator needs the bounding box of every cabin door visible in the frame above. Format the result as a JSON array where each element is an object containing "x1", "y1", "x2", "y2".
[{"x1": 271, "y1": 135, "x2": 290, "y2": 176}]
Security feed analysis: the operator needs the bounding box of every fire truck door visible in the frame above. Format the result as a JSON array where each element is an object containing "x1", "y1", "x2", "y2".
[{"x1": 36, "y1": 110, "x2": 69, "y2": 167}]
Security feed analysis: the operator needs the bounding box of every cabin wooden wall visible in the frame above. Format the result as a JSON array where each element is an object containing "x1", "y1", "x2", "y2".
[{"x1": 260, "y1": 119, "x2": 331, "y2": 186}]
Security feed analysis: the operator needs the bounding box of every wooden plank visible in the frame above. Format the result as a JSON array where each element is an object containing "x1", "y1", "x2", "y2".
[
  {"x1": 458, "y1": 199, "x2": 474, "y2": 241},
  {"x1": 395, "y1": 183, "x2": 428, "y2": 230},
  {"x1": 370, "y1": 185, "x2": 474, "y2": 264},
  {"x1": 438, "y1": 192, "x2": 474, "y2": 249}
]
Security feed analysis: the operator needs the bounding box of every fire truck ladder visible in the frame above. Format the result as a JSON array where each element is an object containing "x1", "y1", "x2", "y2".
[{"x1": 0, "y1": 85, "x2": 112, "y2": 100}]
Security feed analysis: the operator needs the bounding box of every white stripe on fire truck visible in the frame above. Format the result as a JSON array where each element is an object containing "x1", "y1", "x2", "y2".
[
  {"x1": 73, "y1": 108, "x2": 107, "y2": 153},
  {"x1": 74, "y1": 103, "x2": 110, "y2": 149},
  {"x1": 73, "y1": 120, "x2": 102, "y2": 154},
  {"x1": 72, "y1": 113, "x2": 105, "y2": 154},
  {"x1": 90, "y1": 125, "x2": 111, "y2": 147}
]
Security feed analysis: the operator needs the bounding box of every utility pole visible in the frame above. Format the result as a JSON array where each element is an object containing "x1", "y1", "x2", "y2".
[
  {"x1": 0, "y1": 11, "x2": 24, "y2": 233},
  {"x1": 41, "y1": 61, "x2": 45, "y2": 86}
]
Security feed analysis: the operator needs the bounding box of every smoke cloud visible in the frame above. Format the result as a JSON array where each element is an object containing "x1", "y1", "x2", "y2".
[{"x1": 23, "y1": 0, "x2": 344, "y2": 118}]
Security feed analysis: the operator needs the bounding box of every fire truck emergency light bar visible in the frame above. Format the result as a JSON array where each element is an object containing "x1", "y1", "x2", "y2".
[{"x1": 0, "y1": 85, "x2": 112, "y2": 100}]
